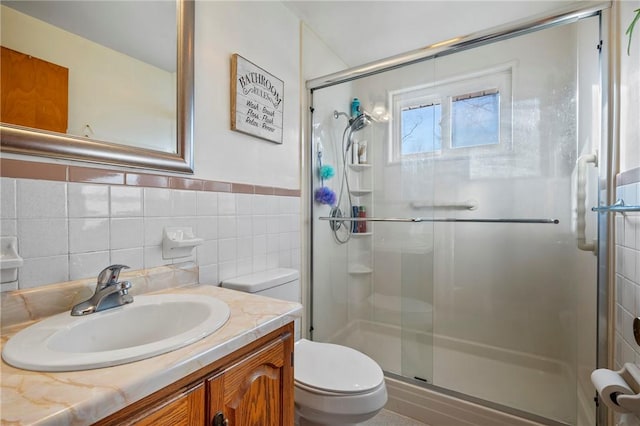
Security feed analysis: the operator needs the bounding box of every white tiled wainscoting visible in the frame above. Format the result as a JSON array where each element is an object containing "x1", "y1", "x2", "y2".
[
  {"x1": 0, "y1": 177, "x2": 301, "y2": 291},
  {"x1": 615, "y1": 180, "x2": 640, "y2": 368}
]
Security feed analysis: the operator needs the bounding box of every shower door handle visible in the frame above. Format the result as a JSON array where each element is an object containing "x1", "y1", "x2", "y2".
[{"x1": 576, "y1": 152, "x2": 597, "y2": 253}]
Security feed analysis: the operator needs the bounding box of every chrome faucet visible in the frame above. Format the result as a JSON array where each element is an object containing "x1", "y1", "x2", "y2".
[{"x1": 71, "y1": 264, "x2": 133, "y2": 316}]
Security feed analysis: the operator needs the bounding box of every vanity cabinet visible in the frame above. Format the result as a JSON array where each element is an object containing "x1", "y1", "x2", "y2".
[
  {"x1": 132, "y1": 384, "x2": 205, "y2": 426},
  {"x1": 95, "y1": 323, "x2": 294, "y2": 426},
  {"x1": 207, "y1": 332, "x2": 294, "y2": 425}
]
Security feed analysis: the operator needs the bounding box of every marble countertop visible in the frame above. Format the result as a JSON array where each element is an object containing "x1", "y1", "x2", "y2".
[{"x1": 1, "y1": 284, "x2": 302, "y2": 425}]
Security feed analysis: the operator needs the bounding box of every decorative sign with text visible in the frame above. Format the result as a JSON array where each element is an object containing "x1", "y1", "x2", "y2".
[{"x1": 230, "y1": 54, "x2": 284, "y2": 144}]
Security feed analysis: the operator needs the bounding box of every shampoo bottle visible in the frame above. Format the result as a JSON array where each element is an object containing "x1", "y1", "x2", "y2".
[
  {"x1": 352, "y1": 206, "x2": 360, "y2": 233},
  {"x1": 352, "y1": 140, "x2": 360, "y2": 165},
  {"x1": 358, "y1": 141, "x2": 367, "y2": 164},
  {"x1": 358, "y1": 206, "x2": 367, "y2": 233},
  {"x1": 351, "y1": 98, "x2": 360, "y2": 117}
]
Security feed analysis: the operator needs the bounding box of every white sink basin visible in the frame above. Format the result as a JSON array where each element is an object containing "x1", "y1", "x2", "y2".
[{"x1": 2, "y1": 293, "x2": 230, "y2": 371}]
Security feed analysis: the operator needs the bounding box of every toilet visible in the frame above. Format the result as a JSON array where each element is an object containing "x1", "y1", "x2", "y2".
[{"x1": 221, "y1": 268, "x2": 387, "y2": 426}]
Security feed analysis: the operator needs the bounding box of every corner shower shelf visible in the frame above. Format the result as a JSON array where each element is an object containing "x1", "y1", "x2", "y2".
[
  {"x1": 348, "y1": 264, "x2": 373, "y2": 275},
  {"x1": 350, "y1": 189, "x2": 372, "y2": 196},
  {"x1": 348, "y1": 164, "x2": 372, "y2": 172}
]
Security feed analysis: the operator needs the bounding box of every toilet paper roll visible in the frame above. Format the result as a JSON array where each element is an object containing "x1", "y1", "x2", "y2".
[{"x1": 591, "y1": 368, "x2": 634, "y2": 413}]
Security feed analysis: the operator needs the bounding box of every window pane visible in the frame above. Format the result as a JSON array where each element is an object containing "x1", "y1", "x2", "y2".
[
  {"x1": 401, "y1": 104, "x2": 442, "y2": 155},
  {"x1": 452, "y1": 92, "x2": 499, "y2": 148}
]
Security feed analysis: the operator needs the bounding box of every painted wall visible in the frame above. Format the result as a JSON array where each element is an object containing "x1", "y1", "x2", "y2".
[
  {"x1": 1, "y1": 6, "x2": 176, "y2": 153},
  {"x1": 193, "y1": 1, "x2": 300, "y2": 189}
]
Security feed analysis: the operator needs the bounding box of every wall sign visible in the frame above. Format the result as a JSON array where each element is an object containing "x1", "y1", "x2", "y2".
[{"x1": 230, "y1": 54, "x2": 284, "y2": 144}]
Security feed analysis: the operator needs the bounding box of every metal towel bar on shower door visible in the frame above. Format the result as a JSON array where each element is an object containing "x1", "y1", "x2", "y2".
[
  {"x1": 319, "y1": 216, "x2": 560, "y2": 224},
  {"x1": 592, "y1": 199, "x2": 640, "y2": 213}
]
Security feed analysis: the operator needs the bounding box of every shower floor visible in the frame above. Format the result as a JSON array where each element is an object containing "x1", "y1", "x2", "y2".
[
  {"x1": 364, "y1": 409, "x2": 428, "y2": 426},
  {"x1": 330, "y1": 319, "x2": 575, "y2": 425}
]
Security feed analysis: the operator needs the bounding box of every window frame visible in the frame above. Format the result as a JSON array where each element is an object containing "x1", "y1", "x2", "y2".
[{"x1": 388, "y1": 63, "x2": 514, "y2": 164}]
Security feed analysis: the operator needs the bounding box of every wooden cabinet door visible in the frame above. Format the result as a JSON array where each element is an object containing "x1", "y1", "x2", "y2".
[
  {"x1": 208, "y1": 333, "x2": 294, "y2": 426},
  {"x1": 131, "y1": 382, "x2": 205, "y2": 426},
  {"x1": 1, "y1": 46, "x2": 68, "y2": 133}
]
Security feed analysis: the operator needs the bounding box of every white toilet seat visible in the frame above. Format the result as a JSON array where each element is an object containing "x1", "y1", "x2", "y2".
[{"x1": 294, "y1": 339, "x2": 384, "y2": 393}]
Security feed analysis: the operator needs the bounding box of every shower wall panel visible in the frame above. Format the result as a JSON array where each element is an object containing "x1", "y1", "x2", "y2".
[{"x1": 311, "y1": 82, "x2": 363, "y2": 342}]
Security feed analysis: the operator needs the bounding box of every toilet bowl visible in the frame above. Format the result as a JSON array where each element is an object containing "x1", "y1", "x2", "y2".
[
  {"x1": 294, "y1": 339, "x2": 387, "y2": 425},
  {"x1": 221, "y1": 269, "x2": 387, "y2": 426}
]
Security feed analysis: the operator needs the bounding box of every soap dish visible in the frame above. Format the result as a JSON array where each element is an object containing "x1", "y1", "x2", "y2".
[
  {"x1": 162, "y1": 227, "x2": 204, "y2": 259},
  {"x1": 0, "y1": 236, "x2": 23, "y2": 283}
]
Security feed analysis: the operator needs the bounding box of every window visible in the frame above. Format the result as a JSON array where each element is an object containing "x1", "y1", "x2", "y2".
[
  {"x1": 401, "y1": 103, "x2": 442, "y2": 155},
  {"x1": 390, "y1": 65, "x2": 512, "y2": 162},
  {"x1": 451, "y1": 90, "x2": 500, "y2": 148}
]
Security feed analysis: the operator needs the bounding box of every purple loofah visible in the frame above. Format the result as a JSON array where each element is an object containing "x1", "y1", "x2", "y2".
[{"x1": 314, "y1": 186, "x2": 336, "y2": 205}]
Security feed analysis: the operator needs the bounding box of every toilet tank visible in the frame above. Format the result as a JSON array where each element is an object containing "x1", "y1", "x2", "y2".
[{"x1": 221, "y1": 268, "x2": 300, "y2": 303}]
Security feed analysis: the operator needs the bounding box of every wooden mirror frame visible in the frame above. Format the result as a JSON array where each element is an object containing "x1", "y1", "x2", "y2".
[{"x1": 0, "y1": 0, "x2": 194, "y2": 174}]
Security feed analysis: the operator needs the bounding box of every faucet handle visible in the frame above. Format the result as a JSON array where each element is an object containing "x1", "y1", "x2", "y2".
[
  {"x1": 97, "y1": 264, "x2": 129, "y2": 286},
  {"x1": 119, "y1": 281, "x2": 132, "y2": 295}
]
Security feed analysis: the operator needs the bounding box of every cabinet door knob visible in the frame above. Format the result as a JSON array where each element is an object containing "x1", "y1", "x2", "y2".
[{"x1": 212, "y1": 411, "x2": 229, "y2": 426}]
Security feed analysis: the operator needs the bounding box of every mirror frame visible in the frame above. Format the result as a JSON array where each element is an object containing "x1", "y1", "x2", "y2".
[{"x1": 0, "y1": 0, "x2": 194, "y2": 174}]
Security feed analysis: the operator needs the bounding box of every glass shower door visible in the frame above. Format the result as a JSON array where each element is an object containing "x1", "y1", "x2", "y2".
[
  {"x1": 396, "y1": 16, "x2": 599, "y2": 424},
  {"x1": 310, "y1": 11, "x2": 602, "y2": 426}
]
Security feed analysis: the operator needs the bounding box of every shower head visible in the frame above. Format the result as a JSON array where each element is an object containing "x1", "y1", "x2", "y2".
[
  {"x1": 334, "y1": 110, "x2": 373, "y2": 151},
  {"x1": 349, "y1": 112, "x2": 371, "y2": 132},
  {"x1": 333, "y1": 110, "x2": 372, "y2": 131}
]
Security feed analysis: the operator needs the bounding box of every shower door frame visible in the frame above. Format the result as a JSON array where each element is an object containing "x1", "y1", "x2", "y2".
[{"x1": 305, "y1": 2, "x2": 614, "y2": 424}]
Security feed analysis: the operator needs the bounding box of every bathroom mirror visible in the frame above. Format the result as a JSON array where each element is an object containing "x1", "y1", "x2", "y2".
[{"x1": 0, "y1": 0, "x2": 194, "y2": 173}]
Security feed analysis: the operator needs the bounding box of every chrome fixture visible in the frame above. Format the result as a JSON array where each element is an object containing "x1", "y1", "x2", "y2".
[
  {"x1": 592, "y1": 199, "x2": 640, "y2": 213},
  {"x1": 333, "y1": 110, "x2": 372, "y2": 151},
  {"x1": 71, "y1": 265, "x2": 133, "y2": 316},
  {"x1": 308, "y1": 3, "x2": 609, "y2": 91},
  {"x1": 320, "y1": 216, "x2": 560, "y2": 224},
  {"x1": 349, "y1": 111, "x2": 371, "y2": 132},
  {"x1": 333, "y1": 110, "x2": 350, "y2": 121}
]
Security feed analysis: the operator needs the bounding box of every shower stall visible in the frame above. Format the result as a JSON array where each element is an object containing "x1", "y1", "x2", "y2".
[{"x1": 307, "y1": 4, "x2": 610, "y2": 426}]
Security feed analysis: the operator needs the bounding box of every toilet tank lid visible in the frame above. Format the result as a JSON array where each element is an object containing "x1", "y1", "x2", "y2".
[{"x1": 221, "y1": 268, "x2": 299, "y2": 293}]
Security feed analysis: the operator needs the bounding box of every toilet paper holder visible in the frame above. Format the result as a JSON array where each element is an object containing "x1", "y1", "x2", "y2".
[
  {"x1": 592, "y1": 363, "x2": 640, "y2": 415},
  {"x1": 633, "y1": 317, "x2": 640, "y2": 346}
]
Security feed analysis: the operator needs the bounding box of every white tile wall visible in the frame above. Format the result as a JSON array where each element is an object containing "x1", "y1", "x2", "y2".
[
  {"x1": 0, "y1": 177, "x2": 301, "y2": 291},
  {"x1": 110, "y1": 186, "x2": 143, "y2": 217},
  {"x1": 0, "y1": 178, "x2": 16, "y2": 220},
  {"x1": 615, "y1": 181, "x2": 640, "y2": 369}
]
